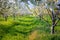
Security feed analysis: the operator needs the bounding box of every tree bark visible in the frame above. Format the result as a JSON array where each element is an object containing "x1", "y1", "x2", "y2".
[
  {"x1": 4, "y1": 13, "x2": 8, "y2": 21},
  {"x1": 51, "y1": 11, "x2": 56, "y2": 34}
]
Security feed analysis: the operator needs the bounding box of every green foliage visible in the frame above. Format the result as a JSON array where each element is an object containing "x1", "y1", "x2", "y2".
[
  {"x1": 0, "y1": 15, "x2": 40, "y2": 40},
  {"x1": 35, "y1": 34, "x2": 60, "y2": 40},
  {"x1": 1, "y1": 33, "x2": 28, "y2": 40},
  {"x1": 0, "y1": 15, "x2": 60, "y2": 40}
]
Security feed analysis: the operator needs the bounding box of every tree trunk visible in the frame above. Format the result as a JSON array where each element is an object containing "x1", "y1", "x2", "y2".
[
  {"x1": 13, "y1": 13, "x2": 15, "y2": 20},
  {"x1": 4, "y1": 13, "x2": 8, "y2": 21},
  {"x1": 51, "y1": 22, "x2": 55, "y2": 34},
  {"x1": 5, "y1": 16, "x2": 8, "y2": 21},
  {"x1": 51, "y1": 11, "x2": 56, "y2": 34}
]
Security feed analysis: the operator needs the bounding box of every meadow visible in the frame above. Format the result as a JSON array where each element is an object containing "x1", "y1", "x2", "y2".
[{"x1": 0, "y1": 14, "x2": 60, "y2": 40}]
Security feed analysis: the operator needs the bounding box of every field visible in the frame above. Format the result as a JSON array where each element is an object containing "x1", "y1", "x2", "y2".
[{"x1": 0, "y1": 14, "x2": 60, "y2": 40}]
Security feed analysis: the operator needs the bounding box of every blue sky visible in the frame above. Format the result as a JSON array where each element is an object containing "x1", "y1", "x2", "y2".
[
  {"x1": 28, "y1": 1, "x2": 34, "y2": 9},
  {"x1": 9, "y1": 0, "x2": 34, "y2": 9},
  {"x1": 20, "y1": 1, "x2": 34, "y2": 9}
]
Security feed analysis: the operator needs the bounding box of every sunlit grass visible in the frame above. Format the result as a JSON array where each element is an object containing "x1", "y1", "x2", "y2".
[{"x1": 0, "y1": 15, "x2": 60, "y2": 40}]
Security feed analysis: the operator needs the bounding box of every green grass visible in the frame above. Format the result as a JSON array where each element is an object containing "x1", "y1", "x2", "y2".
[{"x1": 0, "y1": 15, "x2": 60, "y2": 40}]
